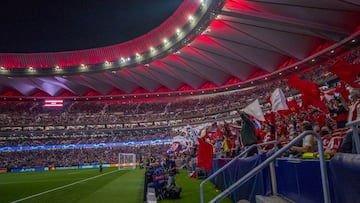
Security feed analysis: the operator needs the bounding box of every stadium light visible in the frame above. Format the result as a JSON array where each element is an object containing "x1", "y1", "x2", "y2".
[
  {"x1": 28, "y1": 67, "x2": 35, "y2": 72},
  {"x1": 80, "y1": 64, "x2": 87, "y2": 69},
  {"x1": 188, "y1": 15, "x2": 194, "y2": 22},
  {"x1": 55, "y1": 66, "x2": 63, "y2": 72}
]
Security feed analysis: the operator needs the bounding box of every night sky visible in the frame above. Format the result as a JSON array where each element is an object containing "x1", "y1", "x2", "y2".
[{"x1": 0, "y1": 0, "x2": 183, "y2": 53}]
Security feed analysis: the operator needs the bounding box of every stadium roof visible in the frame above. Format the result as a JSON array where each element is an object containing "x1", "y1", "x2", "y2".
[{"x1": 0, "y1": 0, "x2": 360, "y2": 100}]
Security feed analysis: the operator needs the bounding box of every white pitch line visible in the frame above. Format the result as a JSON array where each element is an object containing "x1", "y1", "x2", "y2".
[{"x1": 11, "y1": 170, "x2": 118, "y2": 203}]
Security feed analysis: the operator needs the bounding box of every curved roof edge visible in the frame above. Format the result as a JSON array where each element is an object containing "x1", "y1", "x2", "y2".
[{"x1": 0, "y1": 0, "x2": 199, "y2": 69}]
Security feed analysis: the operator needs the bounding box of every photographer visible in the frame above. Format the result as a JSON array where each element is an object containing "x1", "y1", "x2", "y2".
[{"x1": 166, "y1": 154, "x2": 177, "y2": 188}]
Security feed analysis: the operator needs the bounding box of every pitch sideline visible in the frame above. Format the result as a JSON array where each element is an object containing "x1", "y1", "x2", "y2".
[{"x1": 10, "y1": 169, "x2": 119, "y2": 203}]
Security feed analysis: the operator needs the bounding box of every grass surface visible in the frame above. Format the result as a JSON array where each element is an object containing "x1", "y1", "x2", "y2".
[{"x1": 0, "y1": 168, "x2": 233, "y2": 203}]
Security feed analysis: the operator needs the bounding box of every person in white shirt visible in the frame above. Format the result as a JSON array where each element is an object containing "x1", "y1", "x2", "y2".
[
  {"x1": 347, "y1": 88, "x2": 360, "y2": 122},
  {"x1": 291, "y1": 121, "x2": 316, "y2": 153}
]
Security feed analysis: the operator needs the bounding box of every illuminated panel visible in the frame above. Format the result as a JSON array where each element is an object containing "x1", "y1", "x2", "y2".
[{"x1": 44, "y1": 99, "x2": 63, "y2": 108}]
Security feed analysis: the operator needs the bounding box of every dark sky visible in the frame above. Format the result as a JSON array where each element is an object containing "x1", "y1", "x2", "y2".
[{"x1": 0, "y1": 0, "x2": 183, "y2": 53}]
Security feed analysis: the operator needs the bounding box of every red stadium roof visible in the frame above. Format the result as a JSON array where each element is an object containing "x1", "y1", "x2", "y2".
[{"x1": 0, "y1": 0, "x2": 360, "y2": 99}]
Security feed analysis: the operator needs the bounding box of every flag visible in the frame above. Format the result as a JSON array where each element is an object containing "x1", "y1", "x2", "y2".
[
  {"x1": 223, "y1": 137, "x2": 230, "y2": 152},
  {"x1": 254, "y1": 119, "x2": 262, "y2": 130},
  {"x1": 271, "y1": 88, "x2": 289, "y2": 112},
  {"x1": 328, "y1": 60, "x2": 360, "y2": 88},
  {"x1": 288, "y1": 74, "x2": 321, "y2": 110},
  {"x1": 240, "y1": 113, "x2": 258, "y2": 146},
  {"x1": 286, "y1": 99, "x2": 300, "y2": 113},
  {"x1": 197, "y1": 138, "x2": 213, "y2": 172},
  {"x1": 243, "y1": 99, "x2": 265, "y2": 121}
]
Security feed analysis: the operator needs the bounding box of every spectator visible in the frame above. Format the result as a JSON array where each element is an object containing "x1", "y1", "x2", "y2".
[
  {"x1": 147, "y1": 160, "x2": 166, "y2": 198},
  {"x1": 315, "y1": 126, "x2": 342, "y2": 158},
  {"x1": 290, "y1": 121, "x2": 316, "y2": 154},
  {"x1": 347, "y1": 88, "x2": 360, "y2": 122},
  {"x1": 342, "y1": 128, "x2": 360, "y2": 154},
  {"x1": 166, "y1": 155, "x2": 177, "y2": 188}
]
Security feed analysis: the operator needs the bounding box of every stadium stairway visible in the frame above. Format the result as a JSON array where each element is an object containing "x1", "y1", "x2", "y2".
[
  {"x1": 255, "y1": 195, "x2": 295, "y2": 203},
  {"x1": 208, "y1": 152, "x2": 360, "y2": 203}
]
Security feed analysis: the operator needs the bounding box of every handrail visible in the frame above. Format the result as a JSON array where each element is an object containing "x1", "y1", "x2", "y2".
[
  {"x1": 346, "y1": 119, "x2": 360, "y2": 154},
  {"x1": 209, "y1": 131, "x2": 331, "y2": 203},
  {"x1": 199, "y1": 141, "x2": 278, "y2": 203}
]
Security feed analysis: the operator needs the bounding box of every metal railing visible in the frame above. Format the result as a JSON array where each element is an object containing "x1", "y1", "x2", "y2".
[
  {"x1": 208, "y1": 131, "x2": 331, "y2": 203},
  {"x1": 346, "y1": 119, "x2": 360, "y2": 154},
  {"x1": 199, "y1": 141, "x2": 278, "y2": 203}
]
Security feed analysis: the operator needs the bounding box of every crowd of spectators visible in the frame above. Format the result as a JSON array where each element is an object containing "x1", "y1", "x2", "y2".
[
  {"x1": 1, "y1": 47, "x2": 360, "y2": 170},
  {"x1": 0, "y1": 131, "x2": 176, "y2": 147},
  {"x1": 0, "y1": 63, "x2": 331, "y2": 132},
  {"x1": 0, "y1": 144, "x2": 170, "y2": 170}
]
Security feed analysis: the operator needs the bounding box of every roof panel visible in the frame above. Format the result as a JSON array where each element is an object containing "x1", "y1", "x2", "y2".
[{"x1": 0, "y1": 0, "x2": 359, "y2": 98}]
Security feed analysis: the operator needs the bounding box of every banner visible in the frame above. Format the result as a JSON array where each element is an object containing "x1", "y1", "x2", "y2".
[
  {"x1": 11, "y1": 167, "x2": 49, "y2": 173},
  {"x1": 0, "y1": 138, "x2": 172, "y2": 152}
]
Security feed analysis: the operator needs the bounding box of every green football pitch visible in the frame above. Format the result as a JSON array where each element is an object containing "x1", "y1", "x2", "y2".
[{"x1": 0, "y1": 168, "x2": 233, "y2": 203}]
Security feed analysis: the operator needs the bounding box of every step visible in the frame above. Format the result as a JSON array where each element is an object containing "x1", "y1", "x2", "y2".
[{"x1": 256, "y1": 195, "x2": 295, "y2": 203}]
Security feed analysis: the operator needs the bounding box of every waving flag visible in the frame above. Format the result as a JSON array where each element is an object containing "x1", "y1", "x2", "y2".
[
  {"x1": 328, "y1": 60, "x2": 360, "y2": 88},
  {"x1": 243, "y1": 99, "x2": 265, "y2": 121},
  {"x1": 271, "y1": 88, "x2": 289, "y2": 112},
  {"x1": 288, "y1": 74, "x2": 321, "y2": 110},
  {"x1": 197, "y1": 138, "x2": 213, "y2": 172}
]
